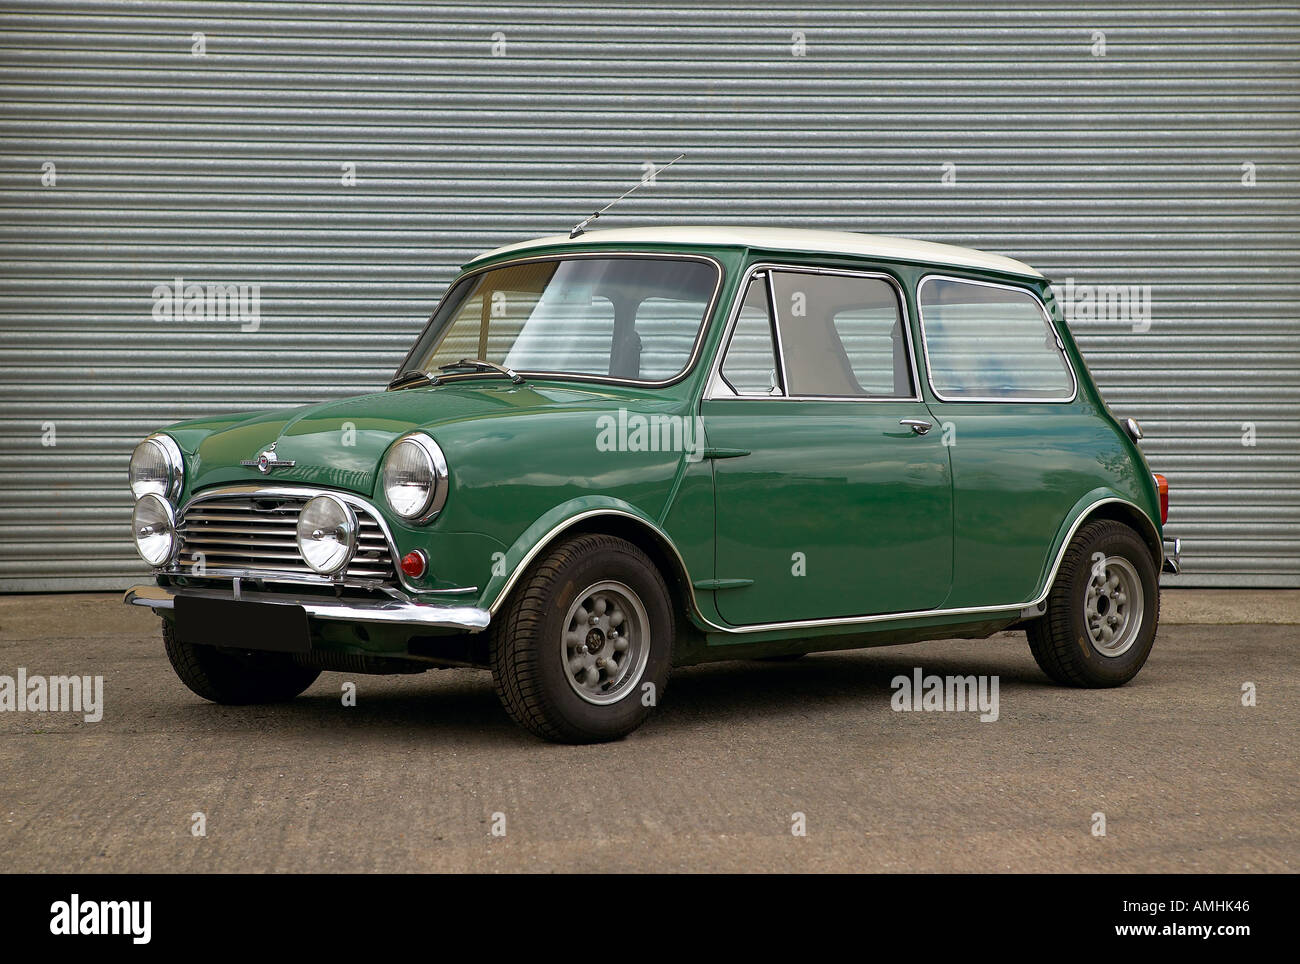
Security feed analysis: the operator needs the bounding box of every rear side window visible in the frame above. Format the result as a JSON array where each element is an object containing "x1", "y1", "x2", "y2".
[{"x1": 918, "y1": 277, "x2": 1074, "y2": 401}]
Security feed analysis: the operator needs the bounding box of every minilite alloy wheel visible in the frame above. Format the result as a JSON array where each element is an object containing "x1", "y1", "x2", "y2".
[
  {"x1": 1083, "y1": 554, "x2": 1144, "y2": 657},
  {"x1": 489, "y1": 533, "x2": 674, "y2": 743},
  {"x1": 559, "y1": 580, "x2": 651, "y2": 706},
  {"x1": 1027, "y1": 519, "x2": 1160, "y2": 687}
]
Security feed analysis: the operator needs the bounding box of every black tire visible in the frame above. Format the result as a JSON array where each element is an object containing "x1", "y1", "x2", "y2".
[
  {"x1": 1027, "y1": 519, "x2": 1160, "y2": 687},
  {"x1": 162, "y1": 619, "x2": 321, "y2": 704},
  {"x1": 489, "y1": 534, "x2": 674, "y2": 743}
]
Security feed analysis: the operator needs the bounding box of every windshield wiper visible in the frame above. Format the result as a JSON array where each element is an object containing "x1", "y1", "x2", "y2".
[
  {"x1": 387, "y1": 369, "x2": 439, "y2": 391},
  {"x1": 437, "y1": 358, "x2": 526, "y2": 385}
]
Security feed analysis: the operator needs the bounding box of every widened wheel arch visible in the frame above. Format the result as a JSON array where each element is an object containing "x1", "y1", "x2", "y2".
[
  {"x1": 1070, "y1": 500, "x2": 1162, "y2": 571},
  {"x1": 1027, "y1": 517, "x2": 1161, "y2": 687},
  {"x1": 1039, "y1": 495, "x2": 1163, "y2": 601},
  {"x1": 486, "y1": 508, "x2": 697, "y2": 630},
  {"x1": 488, "y1": 531, "x2": 677, "y2": 742}
]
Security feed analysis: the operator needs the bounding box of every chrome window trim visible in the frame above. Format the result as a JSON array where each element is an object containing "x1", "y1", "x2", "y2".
[
  {"x1": 486, "y1": 497, "x2": 1160, "y2": 634},
  {"x1": 916, "y1": 273, "x2": 1079, "y2": 404},
  {"x1": 764, "y1": 270, "x2": 792, "y2": 395},
  {"x1": 165, "y1": 483, "x2": 425, "y2": 594},
  {"x1": 705, "y1": 262, "x2": 923, "y2": 403},
  {"x1": 397, "y1": 251, "x2": 726, "y2": 390}
]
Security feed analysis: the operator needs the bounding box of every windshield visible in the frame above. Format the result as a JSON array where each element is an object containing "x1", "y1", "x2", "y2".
[{"x1": 400, "y1": 256, "x2": 720, "y2": 384}]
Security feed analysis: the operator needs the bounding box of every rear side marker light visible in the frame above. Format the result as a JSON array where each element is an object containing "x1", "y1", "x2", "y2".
[{"x1": 1153, "y1": 474, "x2": 1169, "y2": 525}]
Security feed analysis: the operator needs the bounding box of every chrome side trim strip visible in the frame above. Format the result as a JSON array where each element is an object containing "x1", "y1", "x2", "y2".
[
  {"x1": 915, "y1": 273, "x2": 1080, "y2": 404},
  {"x1": 488, "y1": 498, "x2": 1158, "y2": 636},
  {"x1": 124, "y1": 584, "x2": 491, "y2": 632}
]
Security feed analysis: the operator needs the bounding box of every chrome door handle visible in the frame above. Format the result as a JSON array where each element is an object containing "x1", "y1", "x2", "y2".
[{"x1": 900, "y1": 419, "x2": 933, "y2": 436}]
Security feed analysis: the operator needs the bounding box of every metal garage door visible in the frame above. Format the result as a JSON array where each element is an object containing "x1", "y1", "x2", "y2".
[{"x1": 1, "y1": 1, "x2": 1297, "y2": 590}]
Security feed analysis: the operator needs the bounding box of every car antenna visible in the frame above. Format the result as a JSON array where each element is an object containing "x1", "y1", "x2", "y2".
[{"x1": 569, "y1": 154, "x2": 685, "y2": 239}]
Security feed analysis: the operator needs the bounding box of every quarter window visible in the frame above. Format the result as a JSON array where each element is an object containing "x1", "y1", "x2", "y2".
[
  {"x1": 919, "y1": 278, "x2": 1074, "y2": 401},
  {"x1": 719, "y1": 276, "x2": 783, "y2": 396}
]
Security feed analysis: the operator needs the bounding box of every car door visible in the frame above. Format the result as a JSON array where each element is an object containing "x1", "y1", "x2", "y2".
[
  {"x1": 699, "y1": 265, "x2": 953, "y2": 626},
  {"x1": 915, "y1": 274, "x2": 1086, "y2": 609}
]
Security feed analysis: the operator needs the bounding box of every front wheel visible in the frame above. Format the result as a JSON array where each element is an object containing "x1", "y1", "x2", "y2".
[
  {"x1": 489, "y1": 534, "x2": 674, "y2": 743},
  {"x1": 1026, "y1": 519, "x2": 1160, "y2": 687},
  {"x1": 163, "y1": 619, "x2": 321, "y2": 704}
]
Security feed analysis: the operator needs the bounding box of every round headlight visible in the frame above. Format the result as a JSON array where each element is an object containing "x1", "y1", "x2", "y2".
[
  {"x1": 132, "y1": 493, "x2": 177, "y2": 567},
  {"x1": 130, "y1": 434, "x2": 183, "y2": 502},
  {"x1": 381, "y1": 434, "x2": 448, "y2": 523},
  {"x1": 295, "y1": 494, "x2": 358, "y2": 575}
]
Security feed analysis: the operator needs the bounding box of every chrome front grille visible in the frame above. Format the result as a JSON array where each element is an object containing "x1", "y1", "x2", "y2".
[{"x1": 176, "y1": 493, "x2": 395, "y2": 582}]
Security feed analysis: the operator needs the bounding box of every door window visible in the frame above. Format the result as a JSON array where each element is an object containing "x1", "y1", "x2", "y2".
[{"x1": 767, "y1": 271, "x2": 913, "y2": 398}]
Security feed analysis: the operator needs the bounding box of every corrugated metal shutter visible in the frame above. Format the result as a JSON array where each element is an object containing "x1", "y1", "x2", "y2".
[{"x1": 1, "y1": 1, "x2": 1296, "y2": 590}]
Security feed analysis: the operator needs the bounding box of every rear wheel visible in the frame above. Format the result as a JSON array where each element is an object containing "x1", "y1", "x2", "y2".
[
  {"x1": 163, "y1": 619, "x2": 321, "y2": 704},
  {"x1": 1027, "y1": 519, "x2": 1160, "y2": 687},
  {"x1": 489, "y1": 534, "x2": 674, "y2": 743}
]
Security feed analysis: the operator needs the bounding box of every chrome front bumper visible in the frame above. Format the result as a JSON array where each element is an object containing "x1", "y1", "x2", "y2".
[{"x1": 123, "y1": 584, "x2": 490, "y2": 632}]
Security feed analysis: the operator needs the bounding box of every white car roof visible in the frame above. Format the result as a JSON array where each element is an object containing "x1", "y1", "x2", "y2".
[{"x1": 466, "y1": 226, "x2": 1044, "y2": 279}]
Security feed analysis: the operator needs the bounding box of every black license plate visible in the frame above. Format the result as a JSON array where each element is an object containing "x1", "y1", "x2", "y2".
[{"x1": 174, "y1": 595, "x2": 312, "y2": 653}]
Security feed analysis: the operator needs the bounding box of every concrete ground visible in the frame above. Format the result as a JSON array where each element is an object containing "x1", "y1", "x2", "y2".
[{"x1": 0, "y1": 590, "x2": 1295, "y2": 873}]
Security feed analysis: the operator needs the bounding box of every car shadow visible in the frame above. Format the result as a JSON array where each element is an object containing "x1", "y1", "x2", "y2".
[
  {"x1": 659, "y1": 647, "x2": 1050, "y2": 726},
  {"x1": 159, "y1": 641, "x2": 1052, "y2": 745}
]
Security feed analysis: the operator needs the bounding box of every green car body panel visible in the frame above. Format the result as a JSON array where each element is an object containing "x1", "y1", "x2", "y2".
[{"x1": 132, "y1": 229, "x2": 1166, "y2": 669}]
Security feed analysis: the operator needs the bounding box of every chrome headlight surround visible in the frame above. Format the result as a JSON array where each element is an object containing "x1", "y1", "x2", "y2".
[
  {"x1": 131, "y1": 493, "x2": 178, "y2": 567},
  {"x1": 295, "y1": 494, "x2": 359, "y2": 576},
  {"x1": 380, "y1": 432, "x2": 449, "y2": 525},
  {"x1": 129, "y1": 433, "x2": 184, "y2": 503}
]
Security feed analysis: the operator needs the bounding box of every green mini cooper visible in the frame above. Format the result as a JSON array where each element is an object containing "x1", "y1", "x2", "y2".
[{"x1": 125, "y1": 227, "x2": 1178, "y2": 743}]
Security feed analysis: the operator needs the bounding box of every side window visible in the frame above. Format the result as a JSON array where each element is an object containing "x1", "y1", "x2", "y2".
[
  {"x1": 919, "y1": 278, "x2": 1073, "y2": 400},
  {"x1": 719, "y1": 276, "x2": 782, "y2": 396},
  {"x1": 768, "y1": 271, "x2": 912, "y2": 398}
]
